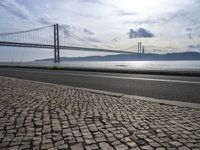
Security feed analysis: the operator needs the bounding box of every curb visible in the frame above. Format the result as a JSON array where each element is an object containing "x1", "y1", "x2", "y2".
[{"x1": 1, "y1": 76, "x2": 200, "y2": 109}]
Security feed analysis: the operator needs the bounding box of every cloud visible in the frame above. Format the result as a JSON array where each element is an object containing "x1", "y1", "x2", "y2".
[
  {"x1": 0, "y1": 0, "x2": 32, "y2": 20},
  {"x1": 83, "y1": 28, "x2": 95, "y2": 35},
  {"x1": 123, "y1": 20, "x2": 158, "y2": 25},
  {"x1": 188, "y1": 44, "x2": 200, "y2": 49},
  {"x1": 37, "y1": 15, "x2": 55, "y2": 25},
  {"x1": 186, "y1": 27, "x2": 192, "y2": 31},
  {"x1": 122, "y1": 15, "x2": 170, "y2": 25},
  {"x1": 128, "y1": 28, "x2": 154, "y2": 38},
  {"x1": 59, "y1": 24, "x2": 96, "y2": 40},
  {"x1": 0, "y1": 0, "x2": 59, "y2": 27},
  {"x1": 80, "y1": 0, "x2": 102, "y2": 4},
  {"x1": 185, "y1": 26, "x2": 200, "y2": 39},
  {"x1": 112, "y1": 38, "x2": 119, "y2": 42},
  {"x1": 116, "y1": 9, "x2": 137, "y2": 16},
  {"x1": 0, "y1": 0, "x2": 56, "y2": 26},
  {"x1": 0, "y1": 0, "x2": 199, "y2": 54},
  {"x1": 86, "y1": 37, "x2": 102, "y2": 43},
  {"x1": 77, "y1": 13, "x2": 100, "y2": 19},
  {"x1": 187, "y1": 33, "x2": 193, "y2": 39},
  {"x1": 153, "y1": 49, "x2": 162, "y2": 52},
  {"x1": 60, "y1": 24, "x2": 74, "y2": 39},
  {"x1": 60, "y1": 25, "x2": 100, "y2": 44},
  {"x1": 38, "y1": 18, "x2": 51, "y2": 25}
]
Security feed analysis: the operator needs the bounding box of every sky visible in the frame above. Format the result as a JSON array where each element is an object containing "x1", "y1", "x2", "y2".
[{"x1": 0, "y1": 0, "x2": 200, "y2": 60}]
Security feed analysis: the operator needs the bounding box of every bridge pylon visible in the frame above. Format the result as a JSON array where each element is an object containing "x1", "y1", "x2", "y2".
[{"x1": 54, "y1": 24, "x2": 60, "y2": 63}]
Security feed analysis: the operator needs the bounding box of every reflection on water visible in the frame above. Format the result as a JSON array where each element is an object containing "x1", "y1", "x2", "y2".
[{"x1": 1, "y1": 61, "x2": 200, "y2": 71}]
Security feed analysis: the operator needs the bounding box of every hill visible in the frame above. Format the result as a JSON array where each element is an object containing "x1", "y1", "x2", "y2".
[{"x1": 37, "y1": 52, "x2": 200, "y2": 61}]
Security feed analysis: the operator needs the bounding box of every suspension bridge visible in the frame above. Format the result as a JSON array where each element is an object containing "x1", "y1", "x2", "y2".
[{"x1": 0, "y1": 24, "x2": 133, "y2": 63}]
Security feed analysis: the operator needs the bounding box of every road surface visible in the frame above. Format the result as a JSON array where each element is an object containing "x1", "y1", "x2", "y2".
[{"x1": 0, "y1": 67, "x2": 199, "y2": 103}]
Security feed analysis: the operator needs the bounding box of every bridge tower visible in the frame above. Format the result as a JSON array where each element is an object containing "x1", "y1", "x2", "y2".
[
  {"x1": 54, "y1": 24, "x2": 60, "y2": 63},
  {"x1": 138, "y1": 42, "x2": 142, "y2": 53}
]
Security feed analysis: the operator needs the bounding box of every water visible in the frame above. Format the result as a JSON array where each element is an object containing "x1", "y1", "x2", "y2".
[{"x1": 1, "y1": 61, "x2": 200, "y2": 72}]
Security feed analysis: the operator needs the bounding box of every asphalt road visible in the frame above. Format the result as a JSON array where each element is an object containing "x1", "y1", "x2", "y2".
[{"x1": 0, "y1": 67, "x2": 200, "y2": 103}]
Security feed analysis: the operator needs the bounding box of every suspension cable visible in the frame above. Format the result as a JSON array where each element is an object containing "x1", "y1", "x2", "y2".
[{"x1": 0, "y1": 25, "x2": 54, "y2": 36}]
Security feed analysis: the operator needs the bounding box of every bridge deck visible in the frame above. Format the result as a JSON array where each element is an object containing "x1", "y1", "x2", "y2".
[{"x1": 0, "y1": 41, "x2": 132, "y2": 53}]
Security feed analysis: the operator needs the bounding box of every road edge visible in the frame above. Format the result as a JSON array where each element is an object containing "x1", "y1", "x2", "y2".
[
  {"x1": 0, "y1": 65, "x2": 200, "y2": 76},
  {"x1": 1, "y1": 75, "x2": 200, "y2": 109}
]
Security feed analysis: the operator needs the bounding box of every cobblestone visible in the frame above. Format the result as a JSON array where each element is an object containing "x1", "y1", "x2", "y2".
[{"x1": 0, "y1": 77, "x2": 200, "y2": 150}]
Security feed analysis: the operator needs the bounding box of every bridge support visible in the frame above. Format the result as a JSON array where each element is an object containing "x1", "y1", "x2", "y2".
[
  {"x1": 54, "y1": 24, "x2": 60, "y2": 63},
  {"x1": 138, "y1": 42, "x2": 142, "y2": 53}
]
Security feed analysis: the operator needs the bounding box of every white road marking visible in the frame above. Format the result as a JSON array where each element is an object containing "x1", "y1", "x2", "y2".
[{"x1": 1, "y1": 68, "x2": 200, "y2": 84}]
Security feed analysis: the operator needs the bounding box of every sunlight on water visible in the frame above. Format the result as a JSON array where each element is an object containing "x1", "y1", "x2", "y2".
[{"x1": 1, "y1": 61, "x2": 200, "y2": 71}]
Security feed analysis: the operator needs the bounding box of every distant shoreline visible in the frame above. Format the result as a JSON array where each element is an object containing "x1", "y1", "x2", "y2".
[{"x1": 37, "y1": 51, "x2": 200, "y2": 61}]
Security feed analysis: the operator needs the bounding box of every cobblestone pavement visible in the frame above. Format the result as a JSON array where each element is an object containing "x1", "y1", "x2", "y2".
[{"x1": 0, "y1": 77, "x2": 200, "y2": 150}]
